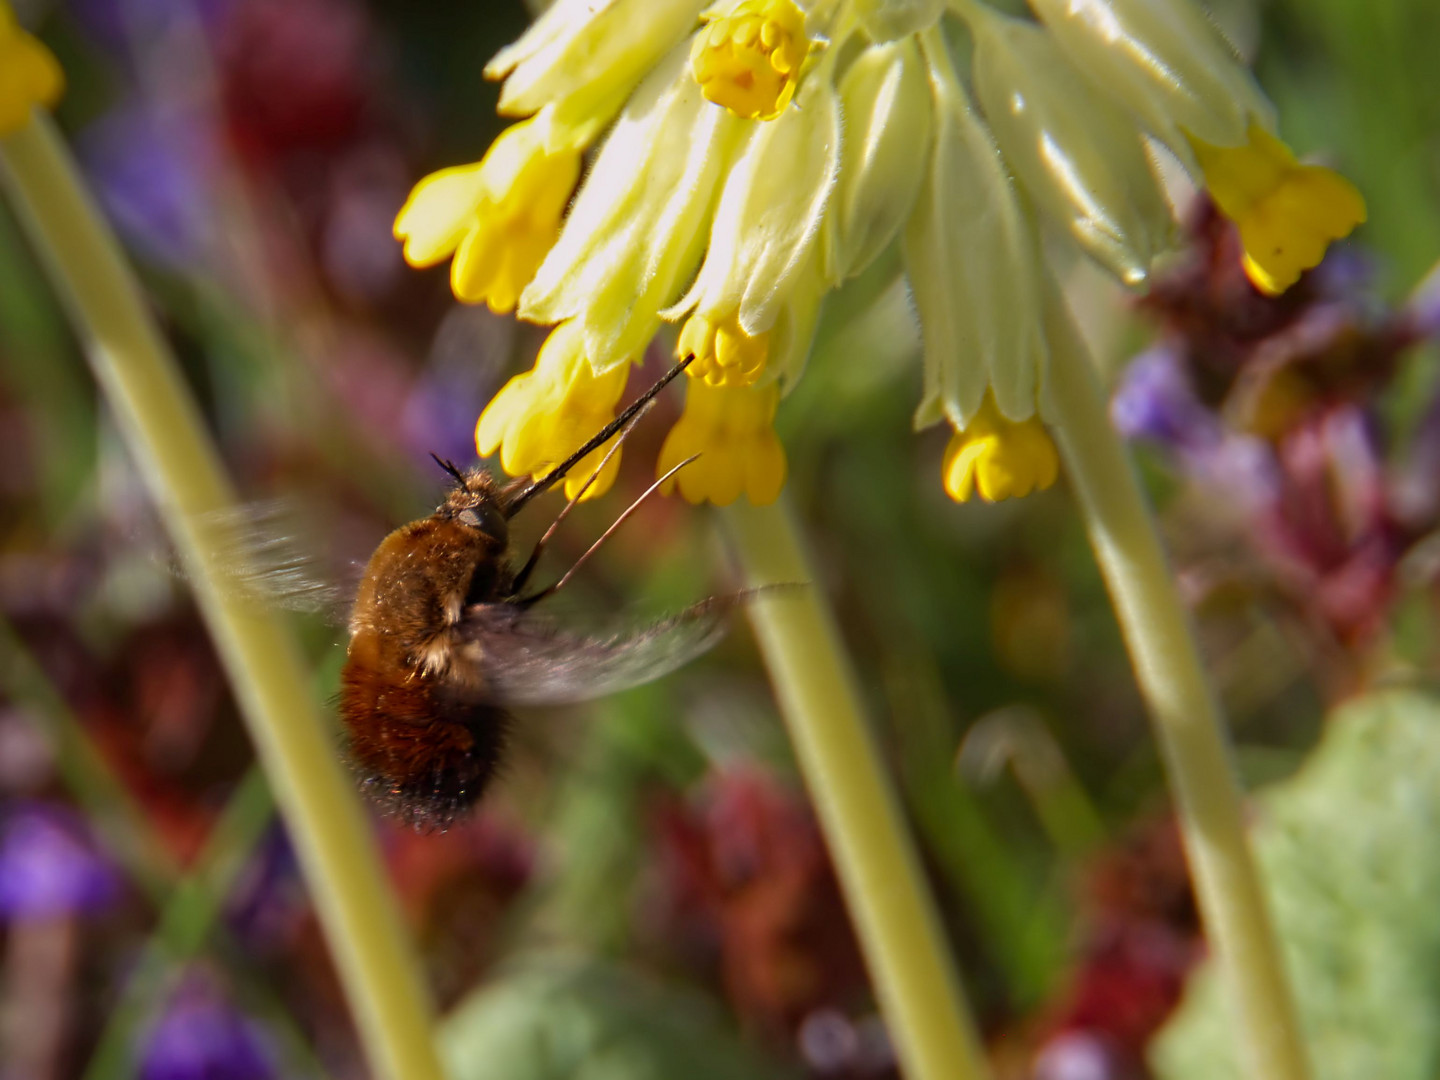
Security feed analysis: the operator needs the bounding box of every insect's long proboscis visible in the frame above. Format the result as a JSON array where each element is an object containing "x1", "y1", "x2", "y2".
[{"x1": 503, "y1": 353, "x2": 695, "y2": 518}]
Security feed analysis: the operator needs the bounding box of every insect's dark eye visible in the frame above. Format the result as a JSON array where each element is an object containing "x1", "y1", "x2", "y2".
[{"x1": 458, "y1": 504, "x2": 508, "y2": 546}]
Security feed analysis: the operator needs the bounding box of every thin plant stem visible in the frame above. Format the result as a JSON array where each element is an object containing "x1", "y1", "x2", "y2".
[
  {"x1": 83, "y1": 768, "x2": 331, "y2": 1080},
  {"x1": 0, "y1": 614, "x2": 178, "y2": 899},
  {"x1": 723, "y1": 498, "x2": 991, "y2": 1080},
  {"x1": 1042, "y1": 282, "x2": 1310, "y2": 1080},
  {"x1": 0, "y1": 114, "x2": 444, "y2": 1080}
]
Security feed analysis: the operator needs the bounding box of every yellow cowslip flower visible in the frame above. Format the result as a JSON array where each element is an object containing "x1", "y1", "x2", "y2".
[
  {"x1": 691, "y1": 0, "x2": 813, "y2": 121},
  {"x1": 393, "y1": 109, "x2": 580, "y2": 314},
  {"x1": 404, "y1": 0, "x2": 1363, "y2": 508},
  {"x1": 678, "y1": 312, "x2": 770, "y2": 388},
  {"x1": 657, "y1": 381, "x2": 786, "y2": 506},
  {"x1": 942, "y1": 395, "x2": 1059, "y2": 504},
  {"x1": 0, "y1": 4, "x2": 63, "y2": 136},
  {"x1": 474, "y1": 320, "x2": 631, "y2": 501},
  {"x1": 1191, "y1": 123, "x2": 1367, "y2": 296}
]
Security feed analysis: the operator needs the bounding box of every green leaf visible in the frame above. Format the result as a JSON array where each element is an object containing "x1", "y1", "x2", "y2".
[
  {"x1": 441, "y1": 955, "x2": 796, "y2": 1080},
  {"x1": 1152, "y1": 688, "x2": 1440, "y2": 1080}
]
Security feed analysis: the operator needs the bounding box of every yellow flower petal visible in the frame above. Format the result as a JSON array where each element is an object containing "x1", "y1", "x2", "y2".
[
  {"x1": 690, "y1": 0, "x2": 811, "y2": 121},
  {"x1": 678, "y1": 311, "x2": 770, "y2": 388},
  {"x1": 1191, "y1": 123, "x2": 1366, "y2": 296},
  {"x1": 942, "y1": 395, "x2": 1058, "y2": 504},
  {"x1": 0, "y1": 5, "x2": 63, "y2": 135},
  {"x1": 657, "y1": 380, "x2": 786, "y2": 506},
  {"x1": 394, "y1": 111, "x2": 581, "y2": 313},
  {"x1": 393, "y1": 165, "x2": 487, "y2": 266},
  {"x1": 475, "y1": 321, "x2": 631, "y2": 500}
]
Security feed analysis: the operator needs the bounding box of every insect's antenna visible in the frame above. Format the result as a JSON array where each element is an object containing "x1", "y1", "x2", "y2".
[
  {"x1": 504, "y1": 354, "x2": 694, "y2": 518},
  {"x1": 510, "y1": 401, "x2": 653, "y2": 596},
  {"x1": 516, "y1": 453, "x2": 701, "y2": 609},
  {"x1": 429, "y1": 453, "x2": 469, "y2": 489}
]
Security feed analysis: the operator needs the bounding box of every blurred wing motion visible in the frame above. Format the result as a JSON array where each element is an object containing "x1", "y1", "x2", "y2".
[
  {"x1": 454, "y1": 596, "x2": 740, "y2": 707},
  {"x1": 188, "y1": 499, "x2": 362, "y2": 621}
]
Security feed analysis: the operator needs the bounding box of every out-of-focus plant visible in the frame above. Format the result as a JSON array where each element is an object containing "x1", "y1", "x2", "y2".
[
  {"x1": 1154, "y1": 689, "x2": 1440, "y2": 1080},
  {"x1": 1114, "y1": 202, "x2": 1440, "y2": 692}
]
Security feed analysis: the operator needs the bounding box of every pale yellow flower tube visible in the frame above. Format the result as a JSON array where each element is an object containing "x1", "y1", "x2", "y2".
[
  {"x1": 724, "y1": 498, "x2": 991, "y2": 1080},
  {"x1": 0, "y1": 115, "x2": 445, "y2": 1080},
  {"x1": 1042, "y1": 282, "x2": 1310, "y2": 1080}
]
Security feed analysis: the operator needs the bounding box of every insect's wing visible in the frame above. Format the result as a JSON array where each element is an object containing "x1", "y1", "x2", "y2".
[
  {"x1": 186, "y1": 499, "x2": 363, "y2": 623},
  {"x1": 453, "y1": 597, "x2": 736, "y2": 707}
]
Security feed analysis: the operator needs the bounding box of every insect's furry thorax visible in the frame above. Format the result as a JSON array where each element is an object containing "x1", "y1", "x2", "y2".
[{"x1": 339, "y1": 470, "x2": 519, "y2": 828}]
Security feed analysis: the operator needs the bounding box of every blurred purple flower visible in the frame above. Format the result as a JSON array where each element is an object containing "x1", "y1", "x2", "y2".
[
  {"x1": 77, "y1": 103, "x2": 214, "y2": 267},
  {"x1": 398, "y1": 306, "x2": 516, "y2": 469},
  {"x1": 140, "y1": 976, "x2": 277, "y2": 1080},
  {"x1": 0, "y1": 803, "x2": 123, "y2": 919},
  {"x1": 1033, "y1": 1031, "x2": 1137, "y2": 1080},
  {"x1": 1110, "y1": 348, "x2": 1220, "y2": 454},
  {"x1": 223, "y1": 826, "x2": 307, "y2": 955},
  {"x1": 69, "y1": 0, "x2": 233, "y2": 55},
  {"x1": 1112, "y1": 347, "x2": 1283, "y2": 516}
]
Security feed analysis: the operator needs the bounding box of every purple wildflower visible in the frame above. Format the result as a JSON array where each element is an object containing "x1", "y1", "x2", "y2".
[
  {"x1": 77, "y1": 103, "x2": 214, "y2": 268},
  {"x1": 0, "y1": 802, "x2": 123, "y2": 920},
  {"x1": 1109, "y1": 347, "x2": 1220, "y2": 455},
  {"x1": 139, "y1": 976, "x2": 277, "y2": 1080}
]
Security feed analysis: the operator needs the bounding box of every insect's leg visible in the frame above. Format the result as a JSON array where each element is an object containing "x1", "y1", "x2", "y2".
[
  {"x1": 516, "y1": 454, "x2": 700, "y2": 609},
  {"x1": 510, "y1": 401, "x2": 656, "y2": 597}
]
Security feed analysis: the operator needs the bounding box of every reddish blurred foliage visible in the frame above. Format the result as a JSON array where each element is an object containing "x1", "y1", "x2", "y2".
[
  {"x1": 648, "y1": 764, "x2": 883, "y2": 1073},
  {"x1": 1027, "y1": 819, "x2": 1202, "y2": 1080},
  {"x1": 383, "y1": 814, "x2": 536, "y2": 1009},
  {"x1": 1121, "y1": 198, "x2": 1440, "y2": 666},
  {"x1": 14, "y1": 609, "x2": 239, "y2": 864},
  {"x1": 217, "y1": 0, "x2": 377, "y2": 167}
]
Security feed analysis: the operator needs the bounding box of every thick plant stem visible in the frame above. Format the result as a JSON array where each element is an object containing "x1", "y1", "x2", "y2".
[
  {"x1": 0, "y1": 115, "x2": 444, "y2": 1080},
  {"x1": 724, "y1": 499, "x2": 991, "y2": 1080},
  {"x1": 1042, "y1": 285, "x2": 1309, "y2": 1080}
]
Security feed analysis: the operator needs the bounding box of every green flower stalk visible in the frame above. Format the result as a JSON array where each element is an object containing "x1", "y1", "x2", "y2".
[
  {"x1": 725, "y1": 498, "x2": 990, "y2": 1080},
  {"x1": 1043, "y1": 281, "x2": 1309, "y2": 1080},
  {"x1": 0, "y1": 20, "x2": 444, "y2": 1080}
]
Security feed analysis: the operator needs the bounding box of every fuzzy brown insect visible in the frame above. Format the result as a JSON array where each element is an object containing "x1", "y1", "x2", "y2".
[{"x1": 338, "y1": 357, "x2": 720, "y2": 828}]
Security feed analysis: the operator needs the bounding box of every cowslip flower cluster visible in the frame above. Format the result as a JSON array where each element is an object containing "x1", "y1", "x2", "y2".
[
  {"x1": 0, "y1": 2, "x2": 63, "y2": 136},
  {"x1": 394, "y1": 0, "x2": 1365, "y2": 506}
]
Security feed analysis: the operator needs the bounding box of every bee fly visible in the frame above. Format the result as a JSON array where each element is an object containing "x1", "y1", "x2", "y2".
[{"x1": 339, "y1": 355, "x2": 719, "y2": 828}]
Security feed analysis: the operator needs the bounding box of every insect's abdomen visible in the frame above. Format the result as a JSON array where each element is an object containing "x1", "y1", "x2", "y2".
[{"x1": 338, "y1": 645, "x2": 509, "y2": 829}]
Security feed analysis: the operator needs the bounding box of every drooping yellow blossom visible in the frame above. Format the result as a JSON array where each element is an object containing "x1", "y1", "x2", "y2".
[
  {"x1": 678, "y1": 311, "x2": 770, "y2": 387},
  {"x1": 657, "y1": 381, "x2": 786, "y2": 506},
  {"x1": 691, "y1": 0, "x2": 812, "y2": 121},
  {"x1": 393, "y1": 109, "x2": 580, "y2": 314},
  {"x1": 942, "y1": 395, "x2": 1059, "y2": 504},
  {"x1": 0, "y1": 4, "x2": 63, "y2": 135},
  {"x1": 1191, "y1": 123, "x2": 1366, "y2": 296},
  {"x1": 475, "y1": 320, "x2": 631, "y2": 501}
]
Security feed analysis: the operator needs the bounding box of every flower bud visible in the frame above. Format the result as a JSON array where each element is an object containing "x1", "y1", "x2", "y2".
[
  {"x1": 823, "y1": 38, "x2": 932, "y2": 285},
  {"x1": 969, "y1": 8, "x2": 1174, "y2": 287},
  {"x1": 903, "y1": 31, "x2": 1047, "y2": 430},
  {"x1": 667, "y1": 65, "x2": 842, "y2": 337},
  {"x1": 1027, "y1": 0, "x2": 1272, "y2": 163}
]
